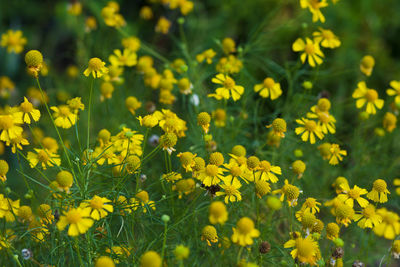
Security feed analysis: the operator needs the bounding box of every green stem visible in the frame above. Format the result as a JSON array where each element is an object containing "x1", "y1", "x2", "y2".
[
  {"x1": 161, "y1": 220, "x2": 168, "y2": 262},
  {"x1": 87, "y1": 78, "x2": 94, "y2": 152}
]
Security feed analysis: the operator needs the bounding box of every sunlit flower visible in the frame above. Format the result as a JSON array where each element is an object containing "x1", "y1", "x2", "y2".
[
  {"x1": 51, "y1": 105, "x2": 77, "y2": 129},
  {"x1": 1, "y1": 30, "x2": 27, "y2": 53},
  {"x1": 209, "y1": 201, "x2": 228, "y2": 225},
  {"x1": 300, "y1": 0, "x2": 328, "y2": 23},
  {"x1": 284, "y1": 235, "x2": 320, "y2": 265},
  {"x1": 27, "y1": 148, "x2": 61, "y2": 169},
  {"x1": 295, "y1": 118, "x2": 324, "y2": 144},
  {"x1": 352, "y1": 81, "x2": 384, "y2": 115},
  {"x1": 19, "y1": 97, "x2": 40, "y2": 124},
  {"x1": 337, "y1": 184, "x2": 369, "y2": 208},
  {"x1": 208, "y1": 74, "x2": 244, "y2": 101},
  {"x1": 292, "y1": 38, "x2": 324, "y2": 67},
  {"x1": 367, "y1": 179, "x2": 390, "y2": 203},
  {"x1": 84, "y1": 57, "x2": 109, "y2": 78},
  {"x1": 80, "y1": 195, "x2": 114, "y2": 220},
  {"x1": 216, "y1": 177, "x2": 242, "y2": 204},
  {"x1": 254, "y1": 77, "x2": 282, "y2": 100},
  {"x1": 231, "y1": 217, "x2": 260, "y2": 246},
  {"x1": 313, "y1": 28, "x2": 340, "y2": 48},
  {"x1": 201, "y1": 225, "x2": 218, "y2": 246},
  {"x1": 354, "y1": 204, "x2": 382, "y2": 229},
  {"x1": 109, "y1": 49, "x2": 137, "y2": 67},
  {"x1": 373, "y1": 208, "x2": 400, "y2": 240},
  {"x1": 56, "y1": 207, "x2": 94, "y2": 236}
]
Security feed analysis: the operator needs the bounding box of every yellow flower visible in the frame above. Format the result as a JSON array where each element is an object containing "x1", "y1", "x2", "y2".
[
  {"x1": 296, "y1": 198, "x2": 321, "y2": 221},
  {"x1": 122, "y1": 36, "x2": 141, "y2": 52},
  {"x1": 198, "y1": 164, "x2": 225, "y2": 186},
  {"x1": 101, "y1": 2, "x2": 126, "y2": 28},
  {"x1": 367, "y1": 179, "x2": 390, "y2": 203},
  {"x1": 19, "y1": 97, "x2": 40, "y2": 124},
  {"x1": 67, "y1": 97, "x2": 85, "y2": 114},
  {"x1": 373, "y1": 208, "x2": 400, "y2": 239},
  {"x1": 155, "y1": 16, "x2": 171, "y2": 34},
  {"x1": 295, "y1": 118, "x2": 324, "y2": 144},
  {"x1": 273, "y1": 179, "x2": 301, "y2": 207},
  {"x1": 196, "y1": 49, "x2": 216, "y2": 64},
  {"x1": 332, "y1": 176, "x2": 349, "y2": 194},
  {"x1": 254, "y1": 77, "x2": 282, "y2": 100},
  {"x1": 1, "y1": 30, "x2": 27, "y2": 53},
  {"x1": 216, "y1": 177, "x2": 242, "y2": 204},
  {"x1": 306, "y1": 106, "x2": 336, "y2": 134},
  {"x1": 300, "y1": 0, "x2": 328, "y2": 23},
  {"x1": 337, "y1": 184, "x2": 369, "y2": 208},
  {"x1": 354, "y1": 204, "x2": 382, "y2": 229},
  {"x1": 222, "y1": 37, "x2": 236, "y2": 54},
  {"x1": 392, "y1": 240, "x2": 400, "y2": 259},
  {"x1": 335, "y1": 203, "x2": 354, "y2": 227},
  {"x1": 56, "y1": 207, "x2": 94, "y2": 236},
  {"x1": 383, "y1": 112, "x2": 397, "y2": 133},
  {"x1": 0, "y1": 76, "x2": 15, "y2": 98},
  {"x1": 56, "y1": 170, "x2": 73, "y2": 192},
  {"x1": 125, "y1": 96, "x2": 142, "y2": 115},
  {"x1": 27, "y1": 148, "x2": 61, "y2": 169},
  {"x1": 201, "y1": 225, "x2": 218, "y2": 246},
  {"x1": 138, "y1": 114, "x2": 159, "y2": 128},
  {"x1": 325, "y1": 222, "x2": 340, "y2": 240},
  {"x1": 95, "y1": 256, "x2": 115, "y2": 267},
  {"x1": 254, "y1": 160, "x2": 281, "y2": 183},
  {"x1": 174, "y1": 244, "x2": 189, "y2": 260},
  {"x1": 328, "y1": 144, "x2": 347, "y2": 165},
  {"x1": 0, "y1": 195, "x2": 19, "y2": 222},
  {"x1": 83, "y1": 57, "x2": 109, "y2": 78},
  {"x1": 284, "y1": 235, "x2": 320, "y2": 265},
  {"x1": 135, "y1": 190, "x2": 156, "y2": 213},
  {"x1": 313, "y1": 28, "x2": 341, "y2": 48},
  {"x1": 231, "y1": 217, "x2": 260, "y2": 247},
  {"x1": 172, "y1": 178, "x2": 195, "y2": 198},
  {"x1": 177, "y1": 152, "x2": 197, "y2": 172},
  {"x1": 266, "y1": 118, "x2": 287, "y2": 138},
  {"x1": 50, "y1": 105, "x2": 77, "y2": 129},
  {"x1": 208, "y1": 74, "x2": 244, "y2": 101},
  {"x1": 292, "y1": 160, "x2": 306, "y2": 178},
  {"x1": 360, "y1": 55, "x2": 375, "y2": 76},
  {"x1": 292, "y1": 38, "x2": 324, "y2": 67},
  {"x1": 197, "y1": 112, "x2": 211, "y2": 133},
  {"x1": 352, "y1": 81, "x2": 384, "y2": 115},
  {"x1": 212, "y1": 108, "x2": 227, "y2": 127},
  {"x1": 0, "y1": 112, "x2": 23, "y2": 143},
  {"x1": 0, "y1": 160, "x2": 9, "y2": 182},
  {"x1": 109, "y1": 49, "x2": 137, "y2": 67},
  {"x1": 216, "y1": 55, "x2": 243, "y2": 74},
  {"x1": 80, "y1": 195, "x2": 114, "y2": 220},
  {"x1": 387, "y1": 80, "x2": 400, "y2": 103},
  {"x1": 209, "y1": 201, "x2": 228, "y2": 225}
]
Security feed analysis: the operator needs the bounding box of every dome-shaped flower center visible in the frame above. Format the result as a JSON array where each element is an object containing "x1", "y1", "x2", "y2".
[
  {"x1": 67, "y1": 209, "x2": 82, "y2": 224},
  {"x1": 301, "y1": 213, "x2": 316, "y2": 228},
  {"x1": 237, "y1": 217, "x2": 254, "y2": 234},
  {"x1": 90, "y1": 197, "x2": 104, "y2": 209},
  {"x1": 272, "y1": 118, "x2": 286, "y2": 132},
  {"x1": 362, "y1": 206, "x2": 375, "y2": 218},
  {"x1": 202, "y1": 226, "x2": 217, "y2": 239},
  {"x1": 224, "y1": 185, "x2": 236, "y2": 195},
  {"x1": 259, "y1": 161, "x2": 271, "y2": 172},
  {"x1": 362, "y1": 56, "x2": 374, "y2": 68},
  {"x1": 0, "y1": 115, "x2": 14, "y2": 129},
  {"x1": 373, "y1": 179, "x2": 387, "y2": 192},
  {"x1": 210, "y1": 204, "x2": 225, "y2": 217},
  {"x1": 336, "y1": 204, "x2": 353, "y2": 218},
  {"x1": 285, "y1": 185, "x2": 300, "y2": 200},
  {"x1": 305, "y1": 43, "x2": 315, "y2": 55},
  {"x1": 7, "y1": 35, "x2": 19, "y2": 45},
  {"x1": 88, "y1": 58, "x2": 103, "y2": 71},
  {"x1": 317, "y1": 112, "x2": 330, "y2": 123},
  {"x1": 263, "y1": 78, "x2": 275, "y2": 88},
  {"x1": 37, "y1": 150, "x2": 50, "y2": 162},
  {"x1": 59, "y1": 105, "x2": 71, "y2": 117},
  {"x1": 305, "y1": 198, "x2": 316, "y2": 208},
  {"x1": 223, "y1": 77, "x2": 235, "y2": 89},
  {"x1": 20, "y1": 101, "x2": 33, "y2": 113},
  {"x1": 365, "y1": 89, "x2": 378, "y2": 102},
  {"x1": 230, "y1": 166, "x2": 242, "y2": 177},
  {"x1": 348, "y1": 189, "x2": 360, "y2": 199},
  {"x1": 296, "y1": 239, "x2": 314, "y2": 258},
  {"x1": 304, "y1": 120, "x2": 317, "y2": 131},
  {"x1": 206, "y1": 164, "x2": 219, "y2": 177}
]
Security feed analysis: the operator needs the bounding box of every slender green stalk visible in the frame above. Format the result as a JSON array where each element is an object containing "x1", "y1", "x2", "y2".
[
  {"x1": 87, "y1": 78, "x2": 94, "y2": 152},
  {"x1": 161, "y1": 220, "x2": 169, "y2": 262}
]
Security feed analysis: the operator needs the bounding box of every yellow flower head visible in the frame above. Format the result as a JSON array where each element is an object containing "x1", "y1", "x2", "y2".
[
  {"x1": 56, "y1": 207, "x2": 94, "y2": 236},
  {"x1": 374, "y1": 208, "x2": 400, "y2": 239},
  {"x1": 209, "y1": 201, "x2": 228, "y2": 225},
  {"x1": 367, "y1": 179, "x2": 390, "y2": 203},
  {"x1": 140, "y1": 251, "x2": 162, "y2": 267},
  {"x1": 383, "y1": 112, "x2": 397, "y2": 132},
  {"x1": 95, "y1": 256, "x2": 115, "y2": 267},
  {"x1": 360, "y1": 55, "x2": 375, "y2": 76},
  {"x1": 313, "y1": 28, "x2": 341, "y2": 48},
  {"x1": 335, "y1": 203, "x2": 354, "y2": 227},
  {"x1": 80, "y1": 195, "x2": 114, "y2": 220},
  {"x1": 50, "y1": 105, "x2": 77, "y2": 129},
  {"x1": 84, "y1": 57, "x2": 109, "y2": 78},
  {"x1": 177, "y1": 152, "x2": 197, "y2": 172},
  {"x1": 197, "y1": 112, "x2": 211, "y2": 133},
  {"x1": 284, "y1": 235, "x2": 320, "y2": 265},
  {"x1": 300, "y1": 0, "x2": 328, "y2": 23},
  {"x1": 109, "y1": 49, "x2": 137, "y2": 67},
  {"x1": 19, "y1": 97, "x2": 40, "y2": 124},
  {"x1": 352, "y1": 81, "x2": 384, "y2": 115},
  {"x1": 266, "y1": 118, "x2": 287, "y2": 138},
  {"x1": 295, "y1": 118, "x2": 324, "y2": 144},
  {"x1": 216, "y1": 177, "x2": 242, "y2": 204},
  {"x1": 354, "y1": 204, "x2": 382, "y2": 229},
  {"x1": 254, "y1": 77, "x2": 282, "y2": 100},
  {"x1": 326, "y1": 222, "x2": 340, "y2": 240},
  {"x1": 208, "y1": 74, "x2": 244, "y2": 101},
  {"x1": 201, "y1": 225, "x2": 218, "y2": 246},
  {"x1": 1, "y1": 30, "x2": 27, "y2": 53},
  {"x1": 231, "y1": 217, "x2": 260, "y2": 247},
  {"x1": 337, "y1": 184, "x2": 369, "y2": 208},
  {"x1": 155, "y1": 17, "x2": 171, "y2": 34},
  {"x1": 292, "y1": 38, "x2": 324, "y2": 67}
]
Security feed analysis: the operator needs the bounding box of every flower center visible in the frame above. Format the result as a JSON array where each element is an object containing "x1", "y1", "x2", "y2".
[
  {"x1": 223, "y1": 77, "x2": 235, "y2": 89},
  {"x1": 88, "y1": 58, "x2": 103, "y2": 71},
  {"x1": 373, "y1": 179, "x2": 387, "y2": 192},
  {"x1": 37, "y1": 150, "x2": 50, "y2": 162},
  {"x1": 206, "y1": 164, "x2": 219, "y2": 177},
  {"x1": 20, "y1": 101, "x2": 33, "y2": 113},
  {"x1": 67, "y1": 210, "x2": 82, "y2": 224},
  {"x1": 305, "y1": 120, "x2": 317, "y2": 131},
  {"x1": 237, "y1": 218, "x2": 254, "y2": 234},
  {"x1": 230, "y1": 166, "x2": 242, "y2": 177},
  {"x1": 90, "y1": 197, "x2": 104, "y2": 209},
  {"x1": 322, "y1": 30, "x2": 333, "y2": 40},
  {"x1": 296, "y1": 239, "x2": 314, "y2": 258},
  {"x1": 365, "y1": 89, "x2": 378, "y2": 102},
  {"x1": 305, "y1": 43, "x2": 315, "y2": 55},
  {"x1": 348, "y1": 189, "x2": 360, "y2": 199},
  {"x1": 263, "y1": 78, "x2": 275, "y2": 88},
  {"x1": 59, "y1": 105, "x2": 71, "y2": 116},
  {"x1": 224, "y1": 185, "x2": 236, "y2": 195},
  {"x1": 318, "y1": 112, "x2": 330, "y2": 123}
]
